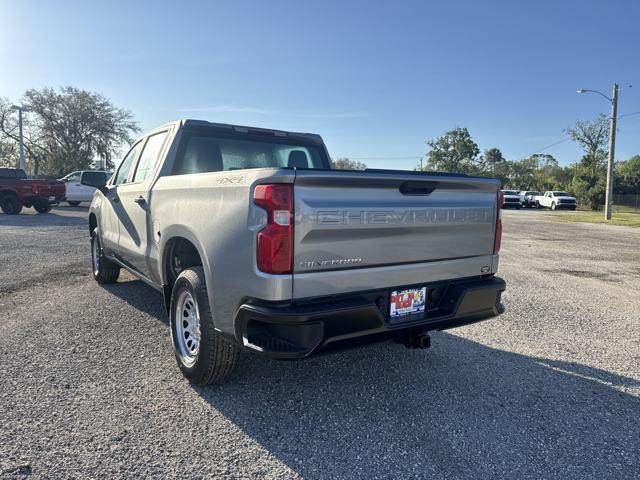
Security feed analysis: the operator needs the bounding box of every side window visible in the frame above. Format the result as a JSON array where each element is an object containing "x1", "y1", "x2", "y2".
[
  {"x1": 67, "y1": 172, "x2": 81, "y2": 183},
  {"x1": 133, "y1": 132, "x2": 168, "y2": 183},
  {"x1": 113, "y1": 142, "x2": 142, "y2": 185}
]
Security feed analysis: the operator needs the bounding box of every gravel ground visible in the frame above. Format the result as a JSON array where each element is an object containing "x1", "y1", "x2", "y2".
[{"x1": 1, "y1": 207, "x2": 639, "y2": 479}]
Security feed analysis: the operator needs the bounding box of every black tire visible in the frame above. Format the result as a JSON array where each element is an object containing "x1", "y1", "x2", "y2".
[
  {"x1": 0, "y1": 194, "x2": 23, "y2": 215},
  {"x1": 170, "y1": 267, "x2": 239, "y2": 385},
  {"x1": 570, "y1": 206, "x2": 576, "y2": 211},
  {"x1": 34, "y1": 203, "x2": 53, "y2": 214},
  {"x1": 91, "y1": 227, "x2": 120, "y2": 284},
  {"x1": 68, "y1": 201, "x2": 81, "y2": 207}
]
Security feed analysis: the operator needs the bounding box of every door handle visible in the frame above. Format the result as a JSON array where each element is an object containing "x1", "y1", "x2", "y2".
[{"x1": 134, "y1": 196, "x2": 146, "y2": 205}]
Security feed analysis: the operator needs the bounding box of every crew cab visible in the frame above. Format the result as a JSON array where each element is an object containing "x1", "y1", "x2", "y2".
[
  {"x1": 519, "y1": 190, "x2": 540, "y2": 208},
  {"x1": 536, "y1": 191, "x2": 577, "y2": 210},
  {"x1": 501, "y1": 190, "x2": 521, "y2": 209},
  {"x1": 60, "y1": 170, "x2": 111, "y2": 206},
  {"x1": 83, "y1": 120, "x2": 506, "y2": 385},
  {"x1": 0, "y1": 168, "x2": 66, "y2": 214}
]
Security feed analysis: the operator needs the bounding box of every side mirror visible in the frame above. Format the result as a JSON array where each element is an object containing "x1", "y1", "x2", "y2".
[{"x1": 81, "y1": 171, "x2": 108, "y2": 194}]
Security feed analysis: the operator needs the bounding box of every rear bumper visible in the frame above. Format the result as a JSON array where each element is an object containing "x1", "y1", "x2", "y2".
[
  {"x1": 233, "y1": 276, "x2": 506, "y2": 358},
  {"x1": 23, "y1": 194, "x2": 64, "y2": 206}
]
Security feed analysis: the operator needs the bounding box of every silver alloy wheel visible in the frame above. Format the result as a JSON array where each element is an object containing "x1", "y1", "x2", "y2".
[
  {"x1": 175, "y1": 289, "x2": 201, "y2": 367},
  {"x1": 92, "y1": 234, "x2": 100, "y2": 276}
]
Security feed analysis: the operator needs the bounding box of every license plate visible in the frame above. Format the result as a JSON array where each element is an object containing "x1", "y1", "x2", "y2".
[
  {"x1": 48, "y1": 196, "x2": 55, "y2": 201},
  {"x1": 390, "y1": 287, "x2": 426, "y2": 318}
]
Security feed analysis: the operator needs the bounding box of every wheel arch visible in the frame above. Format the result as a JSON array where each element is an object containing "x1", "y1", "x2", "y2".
[
  {"x1": 159, "y1": 226, "x2": 213, "y2": 314},
  {"x1": 89, "y1": 212, "x2": 98, "y2": 236}
]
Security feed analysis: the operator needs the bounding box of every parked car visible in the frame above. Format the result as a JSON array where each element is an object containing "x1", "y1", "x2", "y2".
[
  {"x1": 0, "y1": 167, "x2": 66, "y2": 214},
  {"x1": 60, "y1": 170, "x2": 112, "y2": 206},
  {"x1": 535, "y1": 191, "x2": 578, "y2": 210},
  {"x1": 519, "y1": 190, "x2": 540, "y2": 208},
  {"x1": 501, "y1": 189, "x2": 521, "y2": 209},
  {"x1": 83, "y1": 119, "x2": 506, "y2": 385}
]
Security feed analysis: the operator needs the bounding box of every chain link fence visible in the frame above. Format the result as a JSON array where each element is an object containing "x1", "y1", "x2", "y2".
[{"x1": 593, "y1": 194, "x2": 640, "y2": 213}]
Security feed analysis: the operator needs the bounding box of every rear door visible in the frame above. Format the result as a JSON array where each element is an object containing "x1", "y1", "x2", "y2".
[
  {"x1": 64, "y1": 172, "x2": 81, "y2": 201},
  {"x1": 292, "y1": 170, "x2": 500, "y2": 298}
]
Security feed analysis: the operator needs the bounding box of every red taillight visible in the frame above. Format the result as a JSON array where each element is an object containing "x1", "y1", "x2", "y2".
[
  {"x1": 494, "y1": 191, "x2": 503, "y2": 254},
  {"x1": 253, "y1": 184, "x2": 293, "y2": 274},
  {"x1": 31, "y1": 184, "x2": 39, "y2": 194}
]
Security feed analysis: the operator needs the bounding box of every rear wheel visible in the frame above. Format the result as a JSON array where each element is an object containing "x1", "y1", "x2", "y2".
[
  {"x1": 170, "y1": 267, "x2": 239, "y2": 385},
  {"x1": 34, "y1": 203, "x2": 53, "y2": 214},
  {"x1": 91, "y1": 227, "x2": 120, "y2": 283},
  {"x1": 0, "y1": 194, "x2": 22, "y2": 215},
  {"x1": 68, "y1": 201, "x2": 81, "y2": 207}
]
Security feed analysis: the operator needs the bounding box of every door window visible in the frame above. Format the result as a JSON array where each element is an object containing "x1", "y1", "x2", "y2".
[
  {"x1": 113, "y1": 143, "x2": 142, "y2": 185},
  {"x1": 67, "y1": 172, "x2": 81, "y2": 183},
  {"x1": 133, "y1": 132, "x2": 168, "y2": 183}
]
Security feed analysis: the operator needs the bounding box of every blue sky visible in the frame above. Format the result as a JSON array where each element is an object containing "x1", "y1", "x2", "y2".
[{"x1": 1, "y1": 0, "x2": 639, "y2": 169}]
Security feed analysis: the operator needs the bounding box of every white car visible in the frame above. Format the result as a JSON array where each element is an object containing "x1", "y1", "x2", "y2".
[
  {"x1": 535, "y1": 191, "x2": 578, "y2": 210},
  {"x1": 60, "y1": 170, "x2": 111, "y2": 206}
]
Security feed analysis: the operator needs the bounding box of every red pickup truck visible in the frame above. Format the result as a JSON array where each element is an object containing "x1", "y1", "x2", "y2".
[{"x1": 0, "y1": 168, "x2": 66, "y2": 214}]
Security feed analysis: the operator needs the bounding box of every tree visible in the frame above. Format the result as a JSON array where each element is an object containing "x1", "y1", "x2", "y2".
[
  {"x1": 1, "y1": 87, "x2": 139, "y2": 177},
  {"x1": 616, "y1": 155, "x2": 640, "y2": 194},
  {"x1": 332, "y1": 158, "x2": 367, "y2": 170},
  {"x1": 480, "y1": 148, "x2": 510, "y2": 185},
  {"x1": 423, "y1": 127, "x2": 481, "y2": 174},
  {"x1": 565, "y1": 114, "x2": 609, "y2": 173},
  {"x1": 0, "y1": 138, "x2": 18, "y2": 168},
  {"x1": 571, "y1": 162, "x2": 607, "y2": 210},
  {"x1": 0, "y1": 98, "x2": 50, "y2": 175}
]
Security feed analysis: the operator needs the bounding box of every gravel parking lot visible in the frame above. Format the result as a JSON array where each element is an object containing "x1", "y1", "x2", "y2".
[{"x1": 1, "y1": 207, "x2": 639, "y2": 479}]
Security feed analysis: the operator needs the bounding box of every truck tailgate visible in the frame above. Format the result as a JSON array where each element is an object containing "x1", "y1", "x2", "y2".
[{"x1": 292, "y1": 169, "x2": 500, "y2": 298}]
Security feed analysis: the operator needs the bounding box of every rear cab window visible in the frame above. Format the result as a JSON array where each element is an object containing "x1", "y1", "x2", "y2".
[{"x1": 171, "y1": 127, "x2": 330, "y2": 175}]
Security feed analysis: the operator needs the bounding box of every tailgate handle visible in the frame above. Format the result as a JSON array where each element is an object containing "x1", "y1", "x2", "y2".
[{"x1": 399, "y1": 181, "x2": 438, "y2": 196}]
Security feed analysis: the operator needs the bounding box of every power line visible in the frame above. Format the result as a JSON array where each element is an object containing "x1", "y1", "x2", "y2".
[
  {"x1": 618, "y1": 110, "x2": 640, "y2": 119},
  {"x1": 346, "y1": 156, "x2": 423, "y2": 160},
  {"x1": 343, "y1": 110, "x2": 640, "y2": 162}
]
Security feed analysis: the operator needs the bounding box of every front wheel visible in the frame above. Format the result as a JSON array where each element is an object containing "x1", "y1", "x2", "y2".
[
  {"x1": 91, "y1": 227, "x2": 120, "y2": 283},
  {"x1": 551, "y1": 202, "x2": 557, "y2": 211},
  {"x1": 68, "y1": 201, "x2": 81, "y2": 207},
  {"x1": 170, "y1": 267, "x2": 239, "y2": 385}
]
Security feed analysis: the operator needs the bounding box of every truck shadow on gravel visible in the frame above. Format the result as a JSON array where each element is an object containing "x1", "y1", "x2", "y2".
[
  {"x1": 102, "y1": 278, "x2": 640, "y2": 478},
  {"x1": 199, "y1": 335, "x2": 639, "y2": 479},
  {"x1": 0, "y1": 211, "x2": 88, "y2": 227}
]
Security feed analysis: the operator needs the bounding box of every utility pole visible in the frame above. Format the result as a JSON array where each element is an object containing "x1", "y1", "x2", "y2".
[
  {"x1": 11, "y1": 105, "x2": 29, "y2": 171},
  {"x1": 605, "y1": 83, "x2": 618, "y2": 220},
  {"x1": 577, "y1": 83, "x2": 627, "y2": 221}
]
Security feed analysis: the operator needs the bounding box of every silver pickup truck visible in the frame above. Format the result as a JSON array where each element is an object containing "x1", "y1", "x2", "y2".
[{"x1": 82, "y1": 120, "x2": 506, "y2": 385}]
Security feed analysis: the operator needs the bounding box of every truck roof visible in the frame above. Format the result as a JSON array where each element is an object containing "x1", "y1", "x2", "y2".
[{"x1": 175, "y1": 119, "x2": 325, "y2": 145}]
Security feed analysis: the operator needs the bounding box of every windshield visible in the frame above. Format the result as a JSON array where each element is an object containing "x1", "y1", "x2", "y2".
[
  {"x1": 173, "y1": 128, "x2": 329, "y2": 175},
  {"x1": 502, "y1": 190, "x2": 519, "y2": 195},
  {"x1": 526, "y1": 191, "x2": 540, "y2": 196},
  {"x1": 553, "y1": 191, "x2": 570, "y2": 197}
]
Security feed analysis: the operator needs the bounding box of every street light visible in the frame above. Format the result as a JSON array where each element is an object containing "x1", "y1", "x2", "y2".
[
  {"x1": 577, "y1": 84, "x2": 631, "y2": 220},
  {"x1": 10, "y1": 105, "x2": 30, "y2": 171}
]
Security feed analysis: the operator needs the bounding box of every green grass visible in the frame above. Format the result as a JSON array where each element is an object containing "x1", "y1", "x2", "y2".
[{"x1": 551, "y1": 211, "x2": 640, "y2": 228}]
